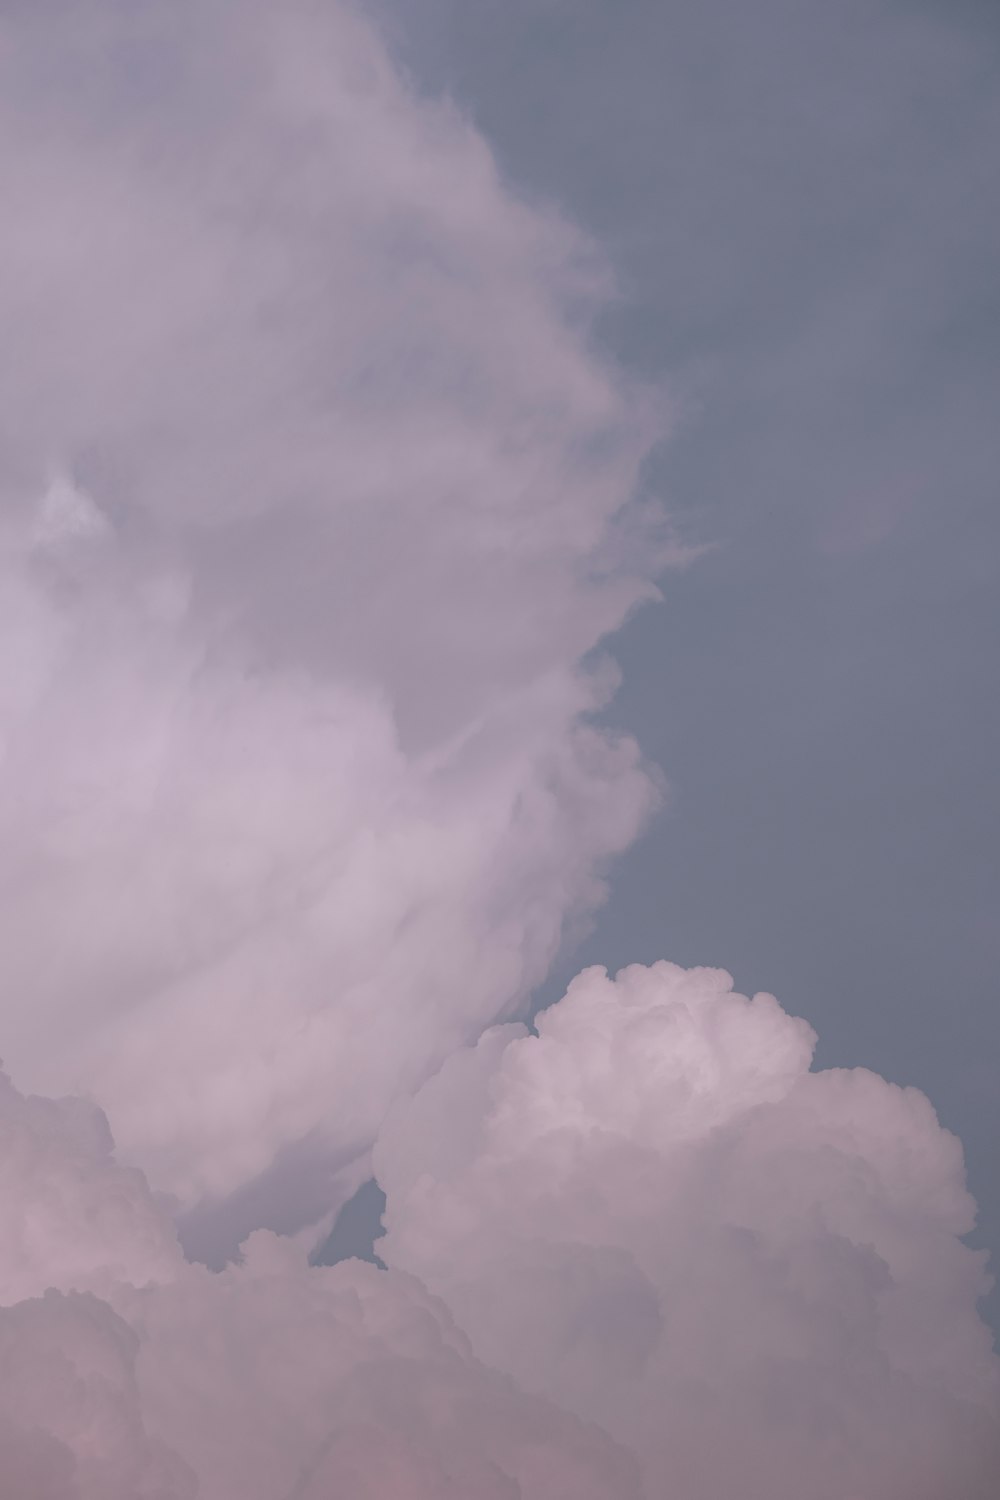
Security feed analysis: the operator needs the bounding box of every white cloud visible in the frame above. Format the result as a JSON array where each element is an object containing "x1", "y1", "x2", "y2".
[
  {"x1": 0, "y1": 0, "x2": 667, "y2": 1243},
  {"x1": 0, "y1": 1261, "x2": 642, "y2": 1500},
  {"x1": 0, "y1": 506, "x2": 655, "y2": 1235},
  {"x1": 0, "y1": 1068, "x2": 638, "y2": 1499},
  {"x1": 1, "y1": 4, "x2": 995, "y2": 1495},
  {"x1": 120, "y1": 1244, "x2": 642, "y2": 1500},
  {"x1": 376, "y1": 961, "x2": 1000, "y2": 1498},
  {"x1": 1, "y1": 962, "x2": 995, "y2": 1498}
]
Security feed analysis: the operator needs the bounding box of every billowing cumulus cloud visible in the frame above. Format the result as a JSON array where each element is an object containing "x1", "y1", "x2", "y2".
[
  {"x1": 0, "y1": 0, "x2": 666, "y2": 1248},
  {"x1": 376, "y1": 962, "x2": 1000, "y2": 1498},
  {"x1": 1, "y1": 1, "x2": 997, "y2": 1496},
  {"x1": 0, "y1": 1069, "x2": 639, "y2": 1498},
  {"x1": 2, "y1": 961, "x2": 996, "y2": 1498}
]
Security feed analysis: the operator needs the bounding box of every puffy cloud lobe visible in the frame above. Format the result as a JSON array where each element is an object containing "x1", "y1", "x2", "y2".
[
  {"x1": 0, "y1": 1292, "x2": 196, "y2": 1500},
  {"x1": 376, "y1": 962, "x2": 1000, "y2": 1498},
  {"x1": 2, "y1": 965, "x2": 994, "y2": 1499},
  {"x1": 0, "y1": 1068, "x2": 182, "y2": 1306},
  {"x1": 0, "y1": 1263, "x2": 640, "y2": 1500},
  {"x1": 0, "y1": 1069, "x2": 191, "y2": 1497},
  {"x1": 0, "y1": 1069, "x2": 638, "y2": 1499},
  {"x1": 0, "y1": 0, "x2": 667, "y2": 1238},
  {"x1": 119, "y1": 1245, "x2": 641, "y2": 1500}
]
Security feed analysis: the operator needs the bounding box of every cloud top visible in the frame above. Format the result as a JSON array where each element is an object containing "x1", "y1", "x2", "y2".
[{"x1": 377, "y1": 962, "x2": 1000, "y2": 1498}]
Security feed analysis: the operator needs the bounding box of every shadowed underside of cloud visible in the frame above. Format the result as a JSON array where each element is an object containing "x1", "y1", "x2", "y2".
[{"x1": 0, "y1": 1, "x2": 997, "y2": 1496}]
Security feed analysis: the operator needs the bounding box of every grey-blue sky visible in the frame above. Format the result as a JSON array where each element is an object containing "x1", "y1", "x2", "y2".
[{"x1": 374, "y1": 0, "x2": 1000, "y2": 1326}]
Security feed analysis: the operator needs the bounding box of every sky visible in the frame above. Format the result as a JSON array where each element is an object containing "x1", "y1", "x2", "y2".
[
  {"x1": 0, "y1": 2, "x2": 998, "y2": 1496},
  {"x1": 372, "y1": 0, "x2": 1000, "y2": 1322}
]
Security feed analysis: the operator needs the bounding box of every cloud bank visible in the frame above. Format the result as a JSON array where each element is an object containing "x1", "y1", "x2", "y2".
[
  {"x1": 1, "y1": 967, "x2": 995, "y2": 1497},
  {"x1": 0, "y1": 1066, "x2": 640, "y2": 1499},
  {"x1": 0, "y1": 1, "x2": 997, "y2": 1496}
]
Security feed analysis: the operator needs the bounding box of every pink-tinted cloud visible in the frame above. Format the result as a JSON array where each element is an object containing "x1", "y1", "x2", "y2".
[
  {"x1": 0, "y1": 0, "x2": 668, "y2": 1245},
  {"x1": 376, "y1": 962, "x2": 1000, "y2": 1498},
  {"x1": 0, "y1": 4, "x2": 995, "y2": 1496},
  {"x1": 0, "y1": 1067, "x2": 638, "y2": 1499}
]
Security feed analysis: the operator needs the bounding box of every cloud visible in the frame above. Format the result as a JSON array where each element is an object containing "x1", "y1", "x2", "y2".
[
  {"x1": 0, "y1": 1068, "x2": 639, "y2": 1499},
  {"x1": 0, "y1": 1291, "x2": 197, "y2": 1500},
  {"x1": 1, "y1": 3, "x2": 996, "y2": 1496},
  {"x1": 0, "y1": 497, "x2": 656, "y2": 1245},
  {"x1": 120, "y1": 1244, "x2": 642, "y2": 1500},
  {"x1": 1, "y1": 962, "x2": 995, "y2": 1498},
  {"x1": 375, "y1": 961, "x2": 1000, "y2": 1498},
  {"x1": 0, "y1": 0, "x2": 668, "y2": 1249},
  {"x1": 0, "y1": 1267, "x2": 641, "y2": 1500},
  {"x1": 0, "y1": 1067, "x2": 182, "y2": 1306}
]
